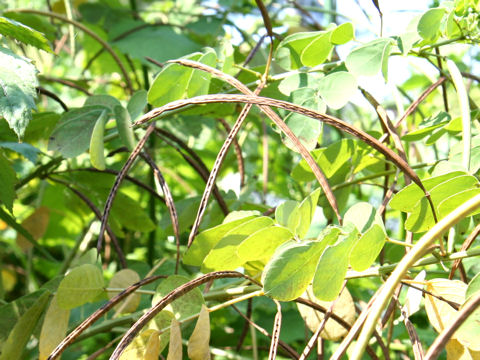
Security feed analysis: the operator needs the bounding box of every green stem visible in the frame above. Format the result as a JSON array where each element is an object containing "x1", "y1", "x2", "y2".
[{"x1": 351, "y1": 193, "x2": 480, "y2": 359}]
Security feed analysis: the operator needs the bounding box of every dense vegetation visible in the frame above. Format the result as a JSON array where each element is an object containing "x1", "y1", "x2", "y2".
[{"x1": 1, "y1": 0, "x2": 480, "y2": 359}]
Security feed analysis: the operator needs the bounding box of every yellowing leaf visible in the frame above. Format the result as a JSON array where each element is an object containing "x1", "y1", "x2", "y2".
[
  {"x1": 39, "y1": 295, "x2": 70, "y2": 360},
  {"x1": 1, "y1": 268, "x2": 16, "y2": 291},
  {"x1": 188, "y1": 305, "x2": 211, "y2": 360},
  {"x1": 108, "y1": 269, "x2": 140, "y2": 313},
  {"x1": 167, "y1": 319, "x2": 182, "y2": 360},
  {"x1": 425, "y1": 279, "x2": 466, "y2": 335},
  {"x1": 297, "y1": 285, "x2": 356, "y2": 341},
  {"x1": 119, "y1": 329, "x2": 160, "y2": 360},
  {"x1": 446, "y1": 338, "x2": 480, "y2": 360},
  {"x1": 16, "y1": 206, "x2": 50, "y2": 251}
]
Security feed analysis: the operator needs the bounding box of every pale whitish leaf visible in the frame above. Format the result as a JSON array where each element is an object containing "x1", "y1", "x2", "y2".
[
  {"x1": 0, "y1": 153, "x2": 16, "y2": 213},
  {"x1": 424, "y1": 279, "x2": 466, "y2": 335},
  {"x1": 317, "y1": 71, "x2": 358, "y2": 110},
  {"x1": 108, "y1": 269, "x2": 140, "y2": 314},
  {"x1": 56, "y1": 264, "x2": 104, "y2": 309},
  {"x1": 16, "y1": 206, "x2": 49, "y2": 251},
  {"x1": 417, "y1": 8, "x2": 446, "y2": 41},
  {"x1": 403, "y1": 270, "x2": 426, "y2": 317},
  {"x1": 39, "y1": 295, "x2": 70, "y2": 360},
  {"x1": 188, "y1": 305, "x2": 211, "y2": 360},
  {"x1": 167, "y1": 319, "x2": 182, "y2": 360},
  {"x1": 466, "y1": 272, "x2": 480, "y2": 302},
  {"x1": 0, "y1": 291, "x2": 50, "y2": 360},
  {"x1": 119, "y1": 329, "x2": 161, "y2": 360},
  {"x1": 345, "y1": 38, "x2": 392, "y2": 79},
  {"x1": 0, "y1": 46, "x2": 38, "y2": 140},
  {"x1": 297, "y1": 285, "x2": 355, "y2": 341}
]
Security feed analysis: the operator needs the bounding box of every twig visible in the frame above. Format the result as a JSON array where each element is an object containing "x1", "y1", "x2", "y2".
[{"x1": 269, "y1": 300, "x2": 282, "y2": 360}]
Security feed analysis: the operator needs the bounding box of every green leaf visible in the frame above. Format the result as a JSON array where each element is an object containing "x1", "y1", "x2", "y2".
[
  {"x1": 282, "y1": 87, "x2": 325, "y2": 151},
  {"x1": 237, "y1": 225, "x2": 294, "y2": 262},
  {"x1": 278, "y1": 73, "x2": 320, "y2": 96},
  {"x1": 153, "y1": 275, "x2": 204, "y2": 321},
  {"x1": 0, "y1": 46, "x2": 38, "y2": 140},
  {"x1": 275, "y1": 200, "x2": 300, "y2": 233},
  {"x1": 349, "y1": 224, "x2": 386, "y2": 271},
  {"x1": 201, "y1": 217, "x2": 274, "y2": 271},
  {"x1": 0, "y1": 153, "x2": 16, "y2": 213},
  {"x1": 187, "y1": 305, "x2": 211, "y2": 360},
  {"x1": 343, "y1": 202, "x2": 383, "y2": 233},
  {"x1": 275, "y1": 32, "x2": 322, "y2": 70},
  {"x1": 183, "y1": 213, "x2": 258, "y2": 266},
  {"x1": 113, "y1": 26, "x2": 200, "y2": 65},
  {"x1": 317, "y1": 71, "x2": 357, "y2": 109},
  {"x1": 292, "y1": 139, "x2": 356, "y2": 182},
  {"x1": 48, "y1": 105, "x2": 109, "y2": 158},
  {"x1": 84, "y1": 94, "x2": 121, "y2": 114},
  {"x1": 313, "y1": 226, "x2": 358, "y2": 301},
  {"x1": 3, "y1": 12, "x2": 56, "y2": 42},
  {"x1": 329, "y1": 22, "x2": 354, "y2": 45},
  {"x1": 390, "y1": 171, "x2": 466, "y2": 212},
  {"x1": 110, "y1": 192, "x2": 156, "y2": 232},
  {"x1": 296, "y1": 188, "x2": 321, "y2": 238},
  {"x1": 345, "y1": 38, "x2": 392, "y2": 79},
  {"x1": 39, "y1": 295, "x2": 70, "y2": 360},
  {"x1": 0, "y1": 142, "x2": 40, "y2": 163},
  {"x1": 56, "y1": 264, "x2": 104, "y2": 309},
  {"x1": 466, "y1": 272, "x2": 480, "y2": 302},
  {"x1": 114, "y1": 105, "x2": 135, "y2": 151},
  {"x1": 446, "y1": 11, "x2": 462, "y2": 38},
  {"x1": 187, "y1": 49, "x2": 217, "y2": 98},
  {"x1": 262, "y1": 240, "x2": 327, "y2": 301},
  {"x1": 108, "y1": 269, "x2": 141, "y2": 313},
  {"x1": 300, "y1": 32, "x2": 333, "y2": 67},
  {"x1": 0, "y1": 291, "x2": 50, "y2": 360},
  {"x1": 405, "y1": 174, "x2": 479, "y2": 232},
  {"x1": 127, "y1": 90, "x2": 148, "y2": 122},
  {"x1": 438, "y1": 188, "x2": 480, "y2": 218},
  {"x1": 89, "y1": 110, "x2": 108, "y2": 170},
  {"x1": 0, "y1": 17, "x2": 52, "y2": 53},
  {"x1": 402, "y1": 112, "x2": 451, "y2": 141},
  {"x1": 417, "y1": 8, "x2": 446, "y2": 41}
]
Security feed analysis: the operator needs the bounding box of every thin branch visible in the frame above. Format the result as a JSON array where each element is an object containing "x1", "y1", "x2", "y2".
[
  {"x1": 110, "y1": 271, "x2": 259, "y2": 359},
  {"x1": 37, "y1": 86, "x2": 68, "y2": 111},
  {"x1": 14, "y1": 9, "x2": 133, "y2": 93},
  {"x1": 47, "y1": 275, "x2": 165, "y2": 360},
  {"x1": 40, "y1": 75, "x2": 92, "y2": 96},
  {"x1": 449, "y1": 222, "x2": 480, "y2": 279},
  {"x1": 217, "y1": 118, "x2": 245, "y2": 188},
  {"x1": 424, "y1": 292, "x2": 480, "y2": 360},
  {"x1": 269, "y1": 300, "x2": 282, "y2": 360}
]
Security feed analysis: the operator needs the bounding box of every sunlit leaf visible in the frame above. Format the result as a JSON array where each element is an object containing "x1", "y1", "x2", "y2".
[
  {"x1": 300, "y1": 32, "x2": 333, "y2": 67},
  {"x1": 417, "y1": 8, "x2": 446, "y2": 41},
  {"x1": 237, "y1": 225, "x2": 294, "y2": 262},
  {"x1": 345, "y1": 38, "x2": 392, "y2": 79},
  {"x1": 317, "y1": 71, "x2": 358, "y2": 110},
  {"x1": 57, "y1": 264, "x2": 104, "y2": 309},
  {"x1": 167, "y1": 319, "x2": 182, "y2": 360},
  {"x1": 120, "y1": 329, "x2": 161, "y2": 360},
  {"x1": 349, "y1": 224, "x2": 385, "y2": 271},
  {"x1": 297, "y1": 285, "x2": 356, "y2": 341},
  {"x1": 329, "y1": 22, "x2": 354, "y2": 45},
  {"x1": 188, "y1": 305, "x2": 211, "y2": 360}
]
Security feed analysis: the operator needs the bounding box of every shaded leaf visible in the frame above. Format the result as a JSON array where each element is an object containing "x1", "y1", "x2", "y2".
[
  {"x1": 188, "y1": 305, "x2": 211, "y2": 360},
  {"x1": 349, "y1": 224, "x2": 385, "y2": 271},
  {"x1": 57, "y1": 264, "x2": 104, "y2": 309},
  {"x1": 296, "y1": 188, "x2": 321, "y2": 238},
  {"x1": 0, "y1": 153, "x2": 16, "y2": 213},
  {"x1": 0, "y1": 142, "x2": 40, "y2": 163},
  {"x1": 0, "y1": 291, "x2": 50, "y2": 360},
  {"x1": 114, "y1": 105, "x2": 135, "y2": 151},
  {"x1": 48, "y1": 105, "x2": 108, "y2": 158},
  {"x1": 127, "y1": 90, "x2": 147, "y2": 122}
]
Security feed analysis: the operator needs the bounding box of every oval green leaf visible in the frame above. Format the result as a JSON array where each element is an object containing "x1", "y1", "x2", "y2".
[
  {"x1": 345, "y1": 38, "x2": 392, "y2": 79},
  {"x1": 317, "y1": 71, "x2": 358, "y2": 110},
  {"x1": 57, "y1": 264, "x2": 104, "y2": 309}
]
